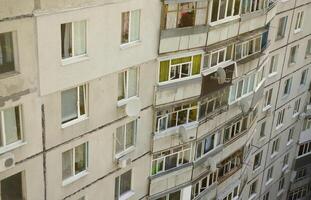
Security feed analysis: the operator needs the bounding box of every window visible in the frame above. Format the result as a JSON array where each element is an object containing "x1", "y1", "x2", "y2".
[
  {"x1": 295, "y1": 168, "x2": 306, "y2": 181},
  {"x1": 159, "y1": 54, "x2": 202, "y2": 83},
  {"x1": 61, "y1": 21, "x2": 86, "y2": 59},
  {"x1": 249, "y1": 180, "x2": 257, "y2": 197},
  {"x1": 77, "y1": 197, "x2": 85, "y2": 200},
  {"x1": 115, "y1": 170, "x2": 132, "y2": 200},
  {"x1": 196, "y1": 133, "x2": 220, "y2": 159},
  {"x1": 222, "y1": 185, "x2": 239, "y2": 200},
  {"x1": 151, "y1": 144, "x2": 191, "y2": 175},
  {"x1": 156, "y1": 102, "x2": 198, "y2": 132},
  {"x1": 229, "y1": 72, "x2": 256, "y2": 103},
  {"x1": 115, "y1": 120, "x2": 137, "y2": 155},
  {"x1": 293, "y1": 98, "x2": 301, "y2": 116},
  {"x1": 118, "y1": 67, "x2": 138, "y2": 101},
  {"x1": 253, "y1": 151, "x2": 262, "y2": 170},
  {"x1": 223, "y1": 117, "x2": 248, "y2": 143},
  {"x1": 242, "y1": 0, "x2": 265, "y2": 14},
  {"x1": 0, "y1": 106, "x2": 22, "y2": 149},
  {"x1": 298, "y1": 141, "x2": 311, "y2": 157},
  {"x1": 276, "y1": 109, "x2": 285, "y2": 127},
  {"x1": 164, "y1": 2, "x2": 208, "y2": 29},
  {"x1": 283, "y1": 153, "x2": 289, "y2": 168},
  {"x1": 287, "y1": 127, "x2": 294, "y2": 143},
  {"x1": 283, "y1": 78, "x2": 292, "y2": 96},
  {"x1": 269, "y1": 55, "x2": 278, "y2": 75},
  {"x1": 303, "y1": 118, "x2": 311, "y2": 130},
  {"x1": 289, "y1": 45, "x2": 298, "y2": 64},
  {"x1": 1, "y1": 172, "x2": 25, "y2": 200},
  {"x1": 278, "y1": 177, "x2": 285, "y2": 191},
  {"x1": 276, "y1": 16, "x2": 287, "y2": 40},
  {"x1": 192, "y1": 172, "x2": 218, "y2": 198},
  {"x1": 218, "y1": 150, "x2": 242, "y2": 180},
  {"x1": 271, "y1": 138, "x2": 279, "y2": 155},
  {"x1": 235, "y1": 35, "x2": 262, "y2": 60},
  {"x1": 211, "y1": 0, "x2": 241, "y2": 23},
  {"x1": 294, "y1": 11, "x2": 304, "y2": 32},
  {"x1": 259, "y1": 121, "x2": 266, "y2": 138},
  {"x1": 199, "y1": 91, "x2": 228, "y2": 119},
  {"x1": 203, "y1": 45, "x2": 234, "y2": 69},
  {"x1": 264, "y1": 88, "x2": 273, "y2": 108},
  {"x1": 121, "y1": 10, "x2": 140, "y2": 44},
  {"x1": 306, "y1": 39, "x2": 311, "y2": 57},
  {"x1": 300, "y1": 69, "x2": 308, "y2": 86},
  {"x1": 0, "y1": 32, "x2": 15, "y2": 74},
  {"x1": 62, "y1": 143, "x2": 88, "y2": 181},
  {"x1": 266, "y1": 166, "x2": 273, "y2": 182},
  {"x1": 263, "y1": 192, "x2": 269, "y2": 200},
  {"x1": 61, "y1": 84, "x2": 87, "y2": 125},
  {"x1": 156, "y1": 190, "x2": 181, "y2": 200},
  {"x1": 288, "y1": 185, "x2": 308, "y2": 200}
]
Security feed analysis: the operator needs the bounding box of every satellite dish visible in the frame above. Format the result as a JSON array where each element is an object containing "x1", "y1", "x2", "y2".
[
  {"x1": 216, "y1": 67, "x2": 227, "y2": 84},
  {"x1": 178, "y1": 125, "x2": 187, "y2": 141},
  {"x1": 125, "y1": 98, "x2": 141, "y2": 117},
  {"x1": 238, "y1": 100, "x2": 250, "y2": 114}
]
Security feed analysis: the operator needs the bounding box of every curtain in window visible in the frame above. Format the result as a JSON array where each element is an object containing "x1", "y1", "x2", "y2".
[
  {"x1": 130, "y1": 10, "x2": 140, "y2": 42},
  {"x1": 0, "y1": 32, "x2": 15, "y2": 73},
  {"x1": 61, "y1": 88, "x2": 78, "y2": 123},
  {"x1": 62, "y1": 150, "x2": 73, "y2": 180},
  {"x1": 121, "y1": 12, "x2": 130, "y2": 44},
  {"x1": 120, "y1": 171, "x2": 131, "y2": 195},
  {"x1": 61, "y1": 23, "x2": 72, "y2": 59},
  {"x1": 74, "y1": 21, "x2": 86, "y2": 56},
  {"x1": 116, "y1": 126, "x2": 125, "y2": 154},
  {"x1": 128, "y1": 68, "x2": 137, "y2": 97},
  {"x1": 79, "y1": 86, "x2": 86, "y2": 115},
  {"x1": 192, "y1": 55, "x2": 201, "y2": 75},
  {"x1": 75, "y1": 143, "x2": 86, "y2": 174},
  {"x1": 118, "y1": 72, "x2": 126, "y2": 100},
  {"x1": 3, "y1": 107, "x2": 20, "y2": 145},
  {"x1": 159, "y1": 61, "x2": 169, "y2": 82},
  {"x1": 126, "y1": 121, "x2": 135, "y2": 149}
]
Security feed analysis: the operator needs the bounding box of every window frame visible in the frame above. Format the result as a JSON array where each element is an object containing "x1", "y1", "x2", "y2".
[
  {"x1": 61, "y1": 84, "x2": 88, "y2": 127},
  {"x1": 115, "y1": 120, "x2": 137, "y2": 157},
  {"x1": 253, "y1": 151, "x2": 262, "y2": 170},
  {"x1": 115, "y1": 170, "x2": 133, "y2": 200},
  {"x1": 276, "y1": 16, "x2": 288, "y2": 40},
  {"x1": 283, "y1": 77, "x2": 292, "y2": 97},
  {"x1": 117, "y1": 67, "x2": 139, "y2": 102},
  {"x1": 62, "y1": 142, "x2": 88, "y2": 183},
  {"x1": 294, "y1": 11, "x2": 304, "y2": 33},
  {"x1": 61, "y1": 20, "x2": 87, "y2": 61},
  {"x1": 121, "y1": 10, "x2": 141, "y2": 45},
  {"x1": 210, "y1": 0, "x2": 241, "y2": 25},
  {"x1": 0, "y1": 31, "x2": 17, "y2": 75},
  {"x1": 0, "y1": 105, "x2": 23, "y2": 151}
]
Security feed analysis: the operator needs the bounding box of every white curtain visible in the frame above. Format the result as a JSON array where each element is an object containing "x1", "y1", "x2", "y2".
[
  {"x1": 62, "y1": 150, "x2": 73, "y2": 180},
  {"x1": 116, "y1": 126, "x2": 125, "y2": 153},
  {"x1": 130, "y1": 10, "x2": 140, "y2": 42},
  {"x1": 74, "y1": 21, "x2": 86, "y2": 56},
  {"x1": 3, "y1": 107, "x2": 19, "y2": 145},
  {"x1": 61, "y1": 88, "x2": 78, "y2": 123},
  {"x1": 128, "y1": 68, "x2": 137, "y2": 98}
]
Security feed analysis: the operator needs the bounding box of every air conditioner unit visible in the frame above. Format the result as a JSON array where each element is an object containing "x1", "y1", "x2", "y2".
[
  {"x1": 0, "y1": 153, "x2": 15, "y2": 172},
  {"x1": 117, "y1": 155, "x2": 132, "y2": 169}
]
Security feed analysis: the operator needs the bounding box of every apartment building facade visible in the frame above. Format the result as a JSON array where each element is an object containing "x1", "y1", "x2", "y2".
[{"x1": 0, "y1": 0, "x2": 310, "y2": 200}]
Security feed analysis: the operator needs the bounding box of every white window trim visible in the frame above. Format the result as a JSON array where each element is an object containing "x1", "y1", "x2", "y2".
[
  {"x1": 209, "y1": 0, "x2": 241, "y2": 26},
  {"x1": 235, "y1": 35, "x2": 262, "y2": 61},
  {"x1": 294, "y1": 11, "x2": 304, "y2": 34},
  {"x1": 121, "y1": 10, "x2": 141, "y2": 46},
  {"x1": 115, "y1": 120, "x2": 137, "y2": 158},
  {"x1": 61, "y1": 21, "x2": 88, "y2": 63},
  {"x1": 61, "y1": 84, "x2": 88, "y2": 128},
  {"x1": 117, "y1": 67, "x2": 139, "y2": 104}
]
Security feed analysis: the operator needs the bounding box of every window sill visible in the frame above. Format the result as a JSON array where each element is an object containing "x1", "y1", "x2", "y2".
[
  {"x1": 154, "y1": 121, "x2": 198, "y2": 140},
  {"x1": 275, "y1": 124, "x2": 283, "y2": 130},
  {"x1": 277, "y1": 189, "x2": 284, "y2": 197},
  {"x1": 282, "y1": 164, "x2": 288, "y2": 172},
  {"x1": 292, "y1": 112, "x2": 299, "y2": 118},
  {"x1": 117, "y1": 96, "x2": 139, "y2": 107},
  {"x1": 275, "y1": 36, "x2": 285, "y2": 41},
  {"x1": 271, "y1": 152, "x2": 278, "y2": 159},
  {"x1": 115, "y1": 146, "x2": 135, "y2": 160},
  {"x1": 268, "y1": 72, "x2": 277, "y2": 78},
  {"x1": 263, "y1": 105, "x2": 272, "y2": 112},
  {"x1": 61, "y1": 54, "x2": 89, "y2": 66},
  {"x1": 265, "y1": 179, "x2": 273, "y2": 186},
  {"x1": 120, "y1": 40, "x2": 141, "y2": 50},
  {"x1": 0, "y1": 141, "x2": 27, "y2": 155},
  {"x1": 288, "y1": 62, "x2": 296, "y2": 67},
  {"x1": 209, "y1": 16, "x2": 240, "y2": 27},
  {"x1": 294, "y1": 29, "x2": 302, "y2": 34},
  {"x1": 253, "y1": 166, "x2": 261, "y2": 173},
  {"x1": 119, "y1": 190, "x2": 135, "y2": 200},
  {"x1": 61, "y1": 115, "x2": 88, "y2": 129},
  {"x1": 248, "y1": 193, "x2": 257, "y2": 200},
  {"x1": 0, "y1": 71, "x2": 20, "y2": 80},
  {"x1": 62, "y1": 171, "x2": 89, "y2": 186},
  {"x1": 287, "y1": 140, "x2": 293, "y2": 146}
]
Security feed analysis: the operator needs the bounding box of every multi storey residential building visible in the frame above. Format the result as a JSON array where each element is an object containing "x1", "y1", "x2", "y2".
[{"x1": 0, "y1": 0, "x2": 310, "y2": 200}]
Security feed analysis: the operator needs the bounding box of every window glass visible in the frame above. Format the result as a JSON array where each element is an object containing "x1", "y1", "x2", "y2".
[
  {"x1": 1, "y1": 172, "x2": 24, "y2": 200},
  {"x1": 0, "y1": 32, "x2": 15, "y2": 74}
]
